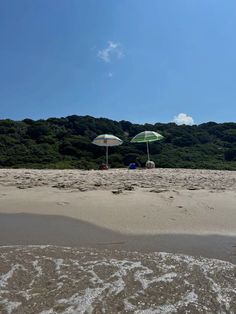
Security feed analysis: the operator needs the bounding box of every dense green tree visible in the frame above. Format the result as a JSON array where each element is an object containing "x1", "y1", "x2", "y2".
[
  {"x1": 0, "y1": 115, "x2": 235, "y2": 170},
  {"x1": 224, "y1": 148, "x2": 236, "y2": 161}
]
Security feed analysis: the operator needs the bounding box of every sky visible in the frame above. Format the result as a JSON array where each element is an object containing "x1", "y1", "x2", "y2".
[{"x1": 0, "y1": 0, "x2": 236, "y2": 125}]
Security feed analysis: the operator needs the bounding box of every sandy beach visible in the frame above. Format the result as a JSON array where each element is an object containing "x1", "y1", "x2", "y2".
[
  {"x1": 0, "y1": 168, "x2": 236, "y2": 313},
  {"x1": 0, "y1": 168, "x2": 236, "y2": 259},
  {"x1": 0, "y1": 168, "x2": 236, "y2": 237}
]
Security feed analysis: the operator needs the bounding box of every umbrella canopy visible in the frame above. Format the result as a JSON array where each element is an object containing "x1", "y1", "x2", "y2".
[
  {"x1": 92, "y1": 134, "x2": 123, "y2": 147},
  {"x1": 92, "y1": 134, "x2": 123, "y2": 167},
  {"x1": 131, "y1": 131, "x2": 163, "y2": 143},
  {"x1": 131, "y1": 131, "x2": 164, "y2": 161}
]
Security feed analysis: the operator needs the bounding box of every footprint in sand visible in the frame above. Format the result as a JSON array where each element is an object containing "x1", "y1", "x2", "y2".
[
  {"x1": 180, "y1": 208, "x2": 191, "y2": 216},
  {"x1": 207, "y1": 206, "x2": 214, "y2": 211},
  {"x1": 56, "y1": 202, "x2": 70, "y2": 206}
]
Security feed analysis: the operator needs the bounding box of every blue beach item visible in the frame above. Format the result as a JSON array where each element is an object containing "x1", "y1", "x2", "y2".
[{"x1": 128, "y1": 163, "x2": 136, "y2": 170}]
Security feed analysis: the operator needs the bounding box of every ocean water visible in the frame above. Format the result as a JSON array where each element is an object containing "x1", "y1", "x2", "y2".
[{"x1": 0, "y1": 245, "x2": 235, "y2": 313}]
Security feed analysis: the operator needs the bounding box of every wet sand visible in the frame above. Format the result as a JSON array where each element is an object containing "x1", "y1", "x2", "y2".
[{"x1": 0, "y1": 213, "x2": 235, "y2": 264}]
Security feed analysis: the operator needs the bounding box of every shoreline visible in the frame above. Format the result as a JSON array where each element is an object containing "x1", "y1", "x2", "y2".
[
  {"x1": 0, "y1": 168, "x2": 235, "y2": 263},
  {"x1": 0, "y1": 213, "x2": 235, "y2": 263}
]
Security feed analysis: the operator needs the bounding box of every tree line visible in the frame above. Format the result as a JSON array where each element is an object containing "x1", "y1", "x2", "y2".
[{"x1": 0, "y1": 115, "x2": 235, "y2": 170}]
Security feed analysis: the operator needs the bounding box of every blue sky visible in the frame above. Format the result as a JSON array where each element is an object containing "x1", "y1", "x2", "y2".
[{"x1": 0, "y1": 0, "x2": 236, "y2": 125}]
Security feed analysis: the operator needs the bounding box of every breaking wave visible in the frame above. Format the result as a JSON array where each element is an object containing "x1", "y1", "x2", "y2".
[{"x1": 0, "y1": 245, "x2": 235, "y2": 313}]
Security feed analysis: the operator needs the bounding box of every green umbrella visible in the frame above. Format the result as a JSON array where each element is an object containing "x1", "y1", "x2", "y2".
[{"x1": 131, "y1": 131, "x2": 164, "y2": 161}]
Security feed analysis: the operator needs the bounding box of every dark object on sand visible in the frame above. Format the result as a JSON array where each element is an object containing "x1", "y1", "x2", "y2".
[
  {"x1": 99, "y1": 163, "x2": 109, "y2": 170},
  {"x1": 112, "y1": 189, "x2": 123, "y2": 194},
  {"x1": 128, "y1": 163, "x2": 136, "y2": 170}
]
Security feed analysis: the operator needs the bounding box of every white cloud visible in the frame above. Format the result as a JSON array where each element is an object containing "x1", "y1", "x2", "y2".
[
  {"x1": 173, "y1": 113, "x2": 194, "y2": 125},
  {"x1": 108, "y1": 72, "x2": 113, "y2": 78},
  {"x1": 97, "y1": 41, "x2": 124, "y2": 63}
]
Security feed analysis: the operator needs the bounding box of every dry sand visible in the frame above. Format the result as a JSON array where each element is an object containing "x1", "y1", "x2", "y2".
[{"x1": 0, "y1": 168, "x2": 235, "y2": 236}]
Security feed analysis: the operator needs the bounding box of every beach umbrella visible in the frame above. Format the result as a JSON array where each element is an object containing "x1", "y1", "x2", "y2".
[
  {"x1": 92, "y1": 134, "x2": 123, "y2": 167},
  {"x1": 131, "y1": 131, "x2": 164, "y2": 161}
]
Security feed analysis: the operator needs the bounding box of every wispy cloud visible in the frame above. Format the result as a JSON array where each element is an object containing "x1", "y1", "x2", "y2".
[
  {"x1": 97, "y1": 41, "x2": 124, "y2": 63},
  {"x1": 108, "y1": 72, "x2": 113, "y2": 78},
  {"x1": 173, "y1": 113, "x2": 194, "y2": 125}
]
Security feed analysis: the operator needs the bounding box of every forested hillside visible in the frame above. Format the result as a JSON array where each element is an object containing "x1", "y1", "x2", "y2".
[{"x1": 0, "y1": 115, "x2": 236, "y2": 170}]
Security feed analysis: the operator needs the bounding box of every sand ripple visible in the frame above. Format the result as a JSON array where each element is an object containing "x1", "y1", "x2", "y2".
[
  {"x1": 0, "y1": 246, "x2": 235, "y2": 313},
  {"x1": 0, "y1": 168, "x2": 235, "y2": 191}
]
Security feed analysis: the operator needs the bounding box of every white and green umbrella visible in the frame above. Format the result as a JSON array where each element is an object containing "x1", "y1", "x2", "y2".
[
  {"x1": 131, "y1": 131, "x2": 164, "y2": 161},
  {"x1": 92, "y1": 134, "x2": 123, "y2": 167}
]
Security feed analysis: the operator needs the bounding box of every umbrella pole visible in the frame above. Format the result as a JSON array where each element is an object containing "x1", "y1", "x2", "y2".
[
  {"x1": 106, "y1": 146, "x2": 109, "y2": 167},
  {"x1": 146, "y1": 141, "x2": 150, "y2": 161}
]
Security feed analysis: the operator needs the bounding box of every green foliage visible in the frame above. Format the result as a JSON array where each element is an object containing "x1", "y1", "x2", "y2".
[
  {"x1": 224, "y1": 148, "x2": 236, "y2": 161},
  {"x1": 0, "y1": 115, "x2": 235, "y2": 170}
]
